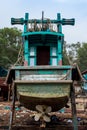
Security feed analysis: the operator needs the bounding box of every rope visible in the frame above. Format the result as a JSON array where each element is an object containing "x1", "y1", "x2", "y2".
[
  {"x1": 60, "y1": 68, "x2": 72, "y2": 80},
  {"x1": 14, "y1": 44, "x2": 24, "y2": 66}
]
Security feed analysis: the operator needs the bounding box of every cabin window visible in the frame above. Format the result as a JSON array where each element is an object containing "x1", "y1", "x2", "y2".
[
  {"x1": 51, "y1": 47, "x2": 57, "y2": 66},
  {"x1": 52, "y1": 58, "x2": 57, "y2": 66},
  {"x1": 37, "y1": 46, "x2": 50, "y2": 65},
  {"x1": 29, "y1": 47, "x2": 36, "y2": 66},
  {"x1": 52, "y1": 47, "x2": 57, "y2": 56},
  {"x1": 30, "y1": 58, "x2": 35, "y2": 66},
  {"x1": 30, "y1": 47, "x2": 35, "y2": 56}
]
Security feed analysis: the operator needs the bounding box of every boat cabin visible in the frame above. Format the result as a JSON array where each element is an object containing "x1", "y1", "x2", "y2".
[
  {"x1": 23, "y1": 31, "x2": 64, "y2": 66},
  {"x1": 11, "y1": 12, "x2": 74, "y2": 67}
]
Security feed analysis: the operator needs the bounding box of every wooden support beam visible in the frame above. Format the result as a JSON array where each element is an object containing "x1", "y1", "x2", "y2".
[
  {"x1": 9, "y1": 82, "x2": 16, "y2": 130},
  {"x1": 71, "y1": 84, "x2": 78, "y2": 130}
]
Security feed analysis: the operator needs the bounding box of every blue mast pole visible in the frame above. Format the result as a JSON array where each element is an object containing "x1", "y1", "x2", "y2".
[
  {"x1": 24, "y1": 13, "x2": 29, "y2": 66},
  {"x1": 57, "y1": 13, "x2": 62, "y2": 65}
]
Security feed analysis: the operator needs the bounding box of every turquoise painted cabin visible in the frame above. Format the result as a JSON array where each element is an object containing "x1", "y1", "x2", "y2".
[
  {"x1": 11, "y1": 13, "x2": 75, "y2": 67},
  {"x1": 21, "y1": 13, "x2": 65, "y2": 67}
]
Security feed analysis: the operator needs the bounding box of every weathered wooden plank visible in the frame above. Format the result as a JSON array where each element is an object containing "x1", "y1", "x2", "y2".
[{"x1": 14, "y1": 80, "x2": 72, "y2": 84}]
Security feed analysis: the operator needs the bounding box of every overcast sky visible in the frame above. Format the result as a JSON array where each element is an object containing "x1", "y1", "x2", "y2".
[{"x1": 0, "y1": 0, "x2": 87, "y2": 43}]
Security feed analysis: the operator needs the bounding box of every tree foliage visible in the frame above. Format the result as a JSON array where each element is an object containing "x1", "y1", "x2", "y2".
[
  {"x1": 63, "y1": 41, "x2": 70, "y2": 65},
  {"x1": 77, "y1": 43, "x2": 87, "y2": 71},
  {"x1": 63, "y1": 42, "x2": 81, "y2": 65},
  {"x1": 63, "y1": 41, "x2": 87, "y2": 71},
  {"x1": 0, "y1": 27, "x2": 22, "y2": 69}
]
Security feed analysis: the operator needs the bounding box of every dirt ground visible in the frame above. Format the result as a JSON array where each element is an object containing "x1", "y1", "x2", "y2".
[
  {"x1": 0, "y1": 101, "x2": 87, "y2": 130},
  {"x1": 0, "y1": 101, "x2": 34, "y2": 127}
]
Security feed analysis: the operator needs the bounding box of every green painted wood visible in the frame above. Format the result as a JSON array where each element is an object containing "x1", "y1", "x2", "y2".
[{"x1": 17, "y1": 83, "x2": 70, "y2": 98}]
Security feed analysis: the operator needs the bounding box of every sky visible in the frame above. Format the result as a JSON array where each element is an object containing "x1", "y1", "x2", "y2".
[{"x1": 0, "y1": 0, "x2": 87, "y2": 44}]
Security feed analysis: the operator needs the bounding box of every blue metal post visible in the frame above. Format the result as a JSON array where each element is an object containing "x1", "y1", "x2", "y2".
[
  {"x1": 24, "y1": 13, "x2": 29, "y2": 66},
  {"x1": 57, "y1": 13, "x2": 62, "y2": 33},
  {"x1": 57, "y1": 40, "x2": 62, "y2": 65},
  {"x1": 57, "y1": 13, "x2": 62, "y2": 65},
  {"x1": 24, "y1": 13, "x2": 28, "y2": 32}
]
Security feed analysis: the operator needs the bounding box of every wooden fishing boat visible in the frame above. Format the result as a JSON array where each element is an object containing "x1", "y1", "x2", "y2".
[
  {"x1": 6, "y1": 12, "x2": 83, "y2": 130},
  {"x1": 6, "y1": 12, "x2": 82, "y2": 112}
]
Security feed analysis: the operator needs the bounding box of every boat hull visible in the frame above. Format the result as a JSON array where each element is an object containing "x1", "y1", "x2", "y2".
[
  {"x1": 15, "y1": 80, "x2": 71, "y2": 111},
  {"x1": 18, "y1": 94, "x2": 69, "y2": 111}
]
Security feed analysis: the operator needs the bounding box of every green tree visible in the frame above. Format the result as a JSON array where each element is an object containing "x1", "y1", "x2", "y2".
[
  {"x1": 0, "y1": 27, "x2": 22, "y2": 68},
  {"x1": 63, "y1": 41, "x2": 70, "y2": 65},
  {"x1": 63, "y1": 42, "x2": 81, "y2": 65},
  {"x1": 77, "y1": 42, "x2": 87, "y2": 71}
]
